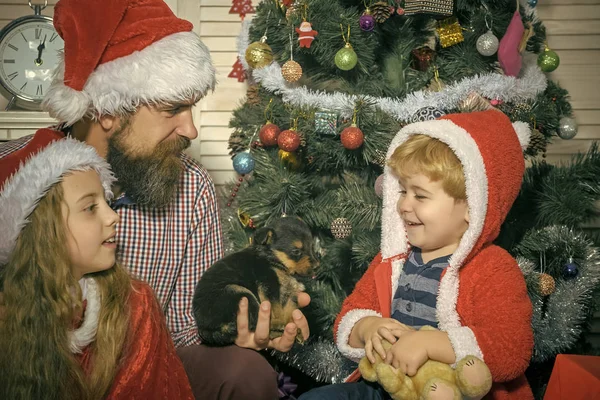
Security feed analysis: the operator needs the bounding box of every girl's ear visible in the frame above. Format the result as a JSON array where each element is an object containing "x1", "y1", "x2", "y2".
[{"x1": 251, "y1": 228, "x2": 276, "y2": 246}]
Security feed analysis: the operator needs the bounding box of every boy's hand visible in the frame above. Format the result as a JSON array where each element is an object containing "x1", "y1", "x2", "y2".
[
  {"x1": 355, "y1": 316, "x2": 414, "y2": 363},
  {"x1": 235, "y1": 292, "x2": 310, "y2": 352},
  {"x1": 384, "y1": 330, "x2": 428, "y2": 376}
]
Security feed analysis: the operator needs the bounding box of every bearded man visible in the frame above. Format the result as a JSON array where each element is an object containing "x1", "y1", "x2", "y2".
[{"x1": 0, "y1": 0, "x2": 309, "y2": 399}]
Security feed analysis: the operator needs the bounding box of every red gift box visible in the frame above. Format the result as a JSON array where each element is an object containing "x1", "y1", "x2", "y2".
[{"x1": 544, "y1": 354, "x2": 600, "y2": 400}]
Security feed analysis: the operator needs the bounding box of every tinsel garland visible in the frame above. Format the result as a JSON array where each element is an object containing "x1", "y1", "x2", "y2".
[
  {"x1": 238, "y1": 20, "x2": 548, "y2": 122},
  {"x1": 516, "y1": 226, "x2": 600, "y2": 362},
  {"x1": 270, "y1": 338, "x2": 358, "y2": 384}
]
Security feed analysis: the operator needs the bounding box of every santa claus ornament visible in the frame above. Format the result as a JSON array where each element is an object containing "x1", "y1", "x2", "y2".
[{"x1": 296, "y1": 21, "x2": 318, "y2": 48}]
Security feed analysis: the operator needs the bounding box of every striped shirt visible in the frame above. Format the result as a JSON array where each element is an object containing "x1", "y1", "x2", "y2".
[
  {"x1": 391, "y1": 249, "x2": 450, "y2": 329},
  {"x1": 1, "y1": 133, "x2": 224, "y2": 347}
]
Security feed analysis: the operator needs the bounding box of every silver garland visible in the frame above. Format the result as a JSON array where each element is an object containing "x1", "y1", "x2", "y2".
[
  {"x1": 517, "y1": 226, "x2": 600, "y2": 362},
  {"x1": 270, "y1": 338, "x2": 358, "y2": 384},
  {"x1": 238, "y1": 20, "x2": 547, "y2": 122}
]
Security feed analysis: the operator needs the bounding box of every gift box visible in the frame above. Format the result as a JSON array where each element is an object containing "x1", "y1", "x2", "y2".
[{"x1": 544, "y1": 354, "x2": 600, "y2": 400}]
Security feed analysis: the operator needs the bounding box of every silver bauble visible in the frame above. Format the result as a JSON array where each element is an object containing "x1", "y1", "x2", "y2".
[
  {"x1": 558, "y1": 117, "x2": 578, "y2": 140},
  {"x1": 476, "y1": 30, "x2": 499, "y2": 56}
]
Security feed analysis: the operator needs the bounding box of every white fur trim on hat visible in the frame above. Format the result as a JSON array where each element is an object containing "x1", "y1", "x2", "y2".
[
  {"x1": 382, "y1": 119, "x2": 488, "y2": 267},
  {"x1": 70, "y1": 277, "x2": 101, "y2": 353},
  {"x1": 0, "y1": 138, "x2": 114, "y2": 264},
  {"x1": 336, "y1": 309, "x2": 382, "y2": 362},
  {"x1": 511, "y1": 121, "x2": 531, "y2": 150},
  {"x1": 381, "y1": 119, "x2": 488, "y2": 353},
  {"x1": 43, "y1": 32, "x2": 216, "y2": 126}
]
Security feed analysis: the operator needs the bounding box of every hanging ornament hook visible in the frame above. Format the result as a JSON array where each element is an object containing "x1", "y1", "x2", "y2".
[
  {"x1": 484, "y1": 13, "x2": 493, "y2": 31},
  {"x1": 264, "y1": 98, "x2": 274, "y2": 122},
  {"x1": 340, "y1": 24, "x2": 352, "y2": 45}
]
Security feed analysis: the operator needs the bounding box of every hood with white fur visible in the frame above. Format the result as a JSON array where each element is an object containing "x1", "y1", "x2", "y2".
[{"x1": 382, "y1": 109, "x2": 529, "y2": 268}]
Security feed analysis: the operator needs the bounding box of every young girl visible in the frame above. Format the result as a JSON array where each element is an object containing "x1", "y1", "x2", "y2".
[{"x1": 0, "y1": 130, "x2": 193, "y2": 399}]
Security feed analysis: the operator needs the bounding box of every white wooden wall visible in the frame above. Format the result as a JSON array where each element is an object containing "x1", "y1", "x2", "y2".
[{"x1": 1, "y1": 0, "x2": 599, "y2": 183}]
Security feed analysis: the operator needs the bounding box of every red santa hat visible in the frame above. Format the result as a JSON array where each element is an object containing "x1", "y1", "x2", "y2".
[
  {"x1": 0, "y1": 131, "x2": 115, "y2": 264},
  {"x1": 42, "y1": 0, "x2": 216, "y2": 126}
]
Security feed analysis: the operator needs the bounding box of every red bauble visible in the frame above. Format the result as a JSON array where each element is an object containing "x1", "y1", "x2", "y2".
[
  {"x1": 259, "y1": 123, "x2": 281, "y2": 146},
  {"x1": 278, "y1": 129, "x2": 301, "y2": 152},
  {"x1": 340, "y1": 125, "x2": 364, "y2": 150}
]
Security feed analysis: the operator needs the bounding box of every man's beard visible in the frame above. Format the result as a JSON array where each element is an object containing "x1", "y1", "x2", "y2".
[{"x1": 106, "y1": 121, "x2": 191, "y2": 208}]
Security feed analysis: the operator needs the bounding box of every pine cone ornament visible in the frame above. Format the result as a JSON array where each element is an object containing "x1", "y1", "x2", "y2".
[
  {"x1": 526, "y1": 128, "x2": 547, "y2": 157},
  {"x1": 539, "y1": 272, "x2": 556, "y2": 296},
  {"x1": 458, "y1": 92, "x2": 492, "y2": 113},
  {"x1": 331, "y1": 217, "x2": 352, "y2": 239},
  {"x1": 513, "y1": 102, "x2": 534, "y2": 120},
  {"x1": 228, "y1": 134, "x2": 246, "y2": 156},
  {"x1": 372, "y1": 149, "x2": 387, "y2": 168},
  {"x1": 371, "y1": 2, "x2": 392, "y2": 23},
  {"x1": 246, "y1": 85, "x2": 260, "y2": 106}
]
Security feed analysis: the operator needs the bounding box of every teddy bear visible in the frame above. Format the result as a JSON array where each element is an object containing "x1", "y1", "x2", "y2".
[{"x1": 358, "y1": 326, "x2": 492, "y2": 400}]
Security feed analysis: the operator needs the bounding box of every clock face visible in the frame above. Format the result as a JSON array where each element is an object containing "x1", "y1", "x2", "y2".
[{"x1": 0, "y1": 19, "x2": 64, "y2": 103}]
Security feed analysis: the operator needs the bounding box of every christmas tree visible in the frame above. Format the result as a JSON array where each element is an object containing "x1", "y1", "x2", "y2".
[{"x1": 221, "y1": 0, "x2": 600, "y2": 397}]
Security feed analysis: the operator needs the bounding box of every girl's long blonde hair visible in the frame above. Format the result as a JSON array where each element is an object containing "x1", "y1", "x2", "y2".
[{"x1": 0, "y1": 180, "x2": 132, "y2": 400}]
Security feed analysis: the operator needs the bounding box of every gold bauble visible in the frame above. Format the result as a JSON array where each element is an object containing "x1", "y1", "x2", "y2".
[
  {"x1": 281, "y1": 60, "x2": 303, "y2": 82},
  {"x1": 245, "y1": 37, "x2": 274, "y2": 69},
  {"x1": 278, "y1": 149, "x2": 302, "y2": 171}
]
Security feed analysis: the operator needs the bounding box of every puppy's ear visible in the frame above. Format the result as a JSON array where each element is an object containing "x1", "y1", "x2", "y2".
[{"x1": 252, "y1": 228, "x2": 275, "y2": 245}]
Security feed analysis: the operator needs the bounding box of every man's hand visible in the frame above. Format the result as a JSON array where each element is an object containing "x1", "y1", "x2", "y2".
[
  {"x1": 234, "y1": 292, "x2": 310, "y2": 352},
  {"x1": 353, "y1": 316, "x2": 414, "y2": 363}
]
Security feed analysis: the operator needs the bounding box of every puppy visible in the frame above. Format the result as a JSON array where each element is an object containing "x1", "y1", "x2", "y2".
[{"x1": 193, "y1": 217, "x2": 318, "y2": 346}]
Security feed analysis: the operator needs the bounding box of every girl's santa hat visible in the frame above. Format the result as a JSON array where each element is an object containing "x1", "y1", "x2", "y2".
[
  {"x1": 42, "y1": 0, "x2": 216, "y2": 126},
  {"x1": 0, "y1": 131, "x2": 114, "y2": 264}
]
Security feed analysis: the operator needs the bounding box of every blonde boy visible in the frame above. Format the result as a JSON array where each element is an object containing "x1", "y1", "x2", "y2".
[{"x1": 300, "y1": 110, "x2": 534, "y2": 400}]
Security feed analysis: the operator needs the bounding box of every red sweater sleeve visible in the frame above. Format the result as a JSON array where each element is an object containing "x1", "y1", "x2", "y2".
[
  {"x1": 107, "y1": 281, "x2": 194, "y2": 399},
  {"x1": 464, "y1": 248, "x2": 533, "y2": 382},
  {"x1": 334, "y1": 253, "x2": 384, "y2": 344}
]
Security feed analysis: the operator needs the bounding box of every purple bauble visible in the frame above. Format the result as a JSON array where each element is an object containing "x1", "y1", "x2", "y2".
[{"x1": 359, "y1": 14, "x2": 375, "y2": 32}]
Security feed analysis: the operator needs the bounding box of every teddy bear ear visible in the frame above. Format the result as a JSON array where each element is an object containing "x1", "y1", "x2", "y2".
[{"x1": 252, "y1": 228, "x2": 275, "y2": 245}]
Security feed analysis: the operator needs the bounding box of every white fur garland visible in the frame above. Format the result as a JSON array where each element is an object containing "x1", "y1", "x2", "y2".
[{"x1": 238, "y1": 20, "x2": 548, "y2": 120}]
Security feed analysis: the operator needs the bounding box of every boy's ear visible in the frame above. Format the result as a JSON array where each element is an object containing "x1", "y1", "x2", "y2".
[{"x1": 251, "y1": 228, "x2": 275, "y2": 245}]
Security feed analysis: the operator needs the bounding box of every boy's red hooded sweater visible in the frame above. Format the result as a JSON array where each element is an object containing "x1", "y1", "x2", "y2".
[{"x1": 335, "y1": 110, "x2": 534, "y2": 399}]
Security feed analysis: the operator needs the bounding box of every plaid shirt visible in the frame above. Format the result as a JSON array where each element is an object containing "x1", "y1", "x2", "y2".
[{"x1": 1, "y1": 133, "x2": 224, "y2": 347}]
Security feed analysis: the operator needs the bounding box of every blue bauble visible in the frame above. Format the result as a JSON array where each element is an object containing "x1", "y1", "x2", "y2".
[
  {"x1": 233, "y1": 152, "x2": 255, "y2": 175},
  {"x1": 528, "y1": 0, "x2": 538, "y2": 7},
  {"x1": 563, "y1": 260, "x2": 579, "y2": 279},
  {"x1": 411, "y1": 106, "x2": 446, "y2": 123}
]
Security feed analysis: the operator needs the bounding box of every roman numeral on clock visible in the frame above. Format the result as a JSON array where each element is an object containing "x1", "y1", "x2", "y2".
[
  {"x1": 8, "y1": 71, "x2": 18, "y2": 80},
  {"x1": 3, "y1": 59, "x2": 15, "y2": 64},
  {"x1": 20, "y1": 82, "x2": 27, "y2": 91},
  {"x1": 50, "y1": 33, "x2": 58, "y2": 43},
  {"x1": 36, "y1": 84, "x2": 43, "y2": 96},
  {"x1": 35, "y1": 28, "x2": 41, "y2": 40},
  {"x1": 8, "y1": 44, "x2": 18, "y2": 51}
]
